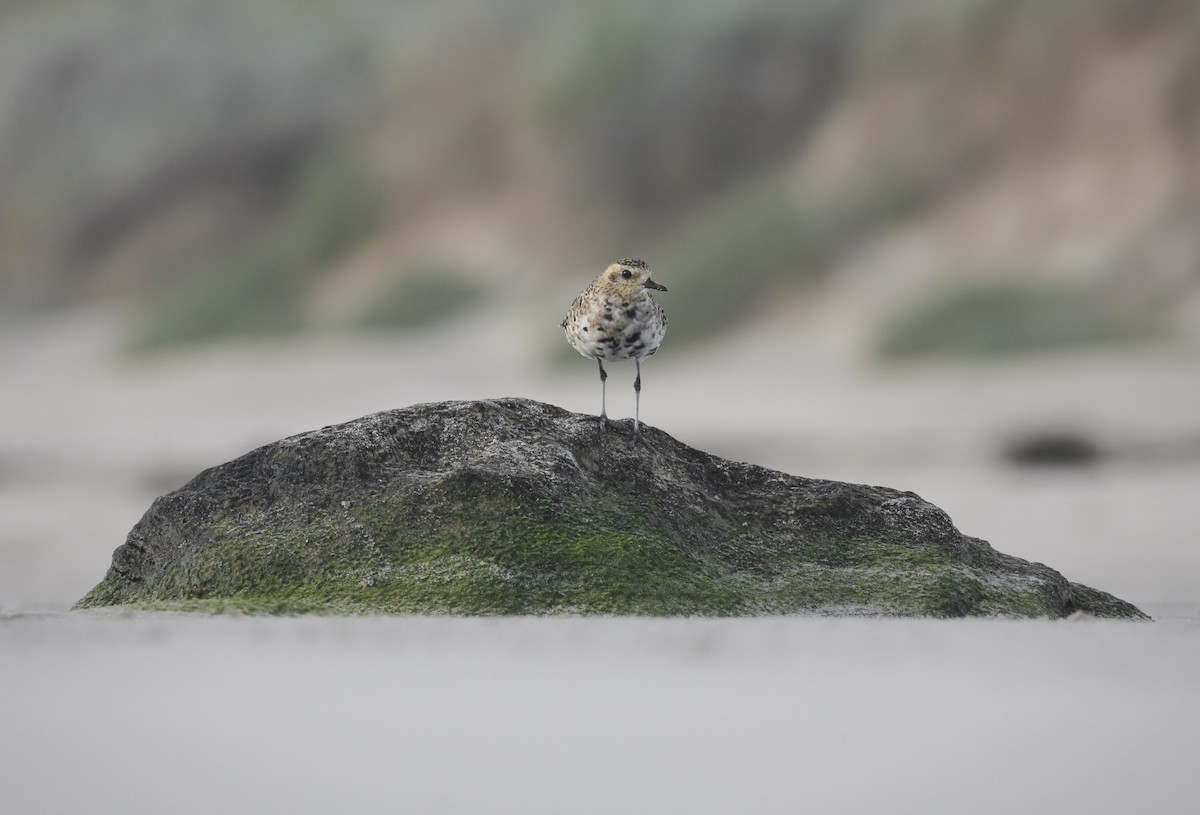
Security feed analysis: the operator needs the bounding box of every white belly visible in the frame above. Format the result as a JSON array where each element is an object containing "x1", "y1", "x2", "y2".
[{"x1": 566, "y1": 314, "x2": 664, "y2": 361}]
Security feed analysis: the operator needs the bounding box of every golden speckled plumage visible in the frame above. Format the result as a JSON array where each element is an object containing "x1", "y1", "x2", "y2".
[{"x1": 561, "y1": 259, "x2": 668, "y2": 440}]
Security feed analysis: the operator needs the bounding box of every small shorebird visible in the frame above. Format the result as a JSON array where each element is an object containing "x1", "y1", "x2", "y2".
[{"x1": 561, "y1": 258, "x2": 668, "y2": 440}]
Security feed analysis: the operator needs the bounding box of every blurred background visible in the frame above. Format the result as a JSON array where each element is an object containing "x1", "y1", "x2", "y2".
[{"x1": 1, "y1": 0, "x2": 1198, "y2": 615}]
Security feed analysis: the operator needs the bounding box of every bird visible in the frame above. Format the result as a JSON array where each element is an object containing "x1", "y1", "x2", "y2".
[{"x1": 561, "y1": 258, "x2": 668, "y2": 441}]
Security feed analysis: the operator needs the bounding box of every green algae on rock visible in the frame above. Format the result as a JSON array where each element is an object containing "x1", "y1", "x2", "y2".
[{"x1": 75, "y1": 398, "x2": 1148, "y2": 618}]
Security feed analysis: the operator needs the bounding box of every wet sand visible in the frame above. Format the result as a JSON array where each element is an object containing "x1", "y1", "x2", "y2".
[{"x1": 2, "y1": 613, "x2": 1197, "y2": 814}]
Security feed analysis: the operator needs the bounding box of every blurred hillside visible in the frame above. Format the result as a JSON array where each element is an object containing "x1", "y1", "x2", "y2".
[{"x1": 1, "y1": 0, "x2": 1198, "y2": 359}]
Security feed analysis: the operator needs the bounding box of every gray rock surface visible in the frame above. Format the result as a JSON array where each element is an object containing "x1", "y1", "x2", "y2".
[{"x1": 76, "y1": 398, "x2": 1148, "y2": 618}]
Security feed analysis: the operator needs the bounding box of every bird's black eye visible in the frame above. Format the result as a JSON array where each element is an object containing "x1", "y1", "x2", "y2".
[{"x1": 621, "y1": 269, "x2": 633, "y2": 279}]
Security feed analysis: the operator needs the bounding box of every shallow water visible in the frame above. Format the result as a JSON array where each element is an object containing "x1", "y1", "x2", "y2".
[{"x1": 2, "y1": 613, "x2": 1197, "y2": 814}]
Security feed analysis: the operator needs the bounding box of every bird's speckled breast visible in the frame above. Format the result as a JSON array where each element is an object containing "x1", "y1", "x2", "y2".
[{"x1": 565, "y1": 293, "x2": 665, "y2": 361}]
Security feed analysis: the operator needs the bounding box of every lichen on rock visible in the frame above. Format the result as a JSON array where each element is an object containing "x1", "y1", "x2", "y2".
[{"x1": 75, "y1": 398, "x2": 1149, "y2": 619}]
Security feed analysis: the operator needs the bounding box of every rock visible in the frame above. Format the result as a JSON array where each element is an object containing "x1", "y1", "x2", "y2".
[
  {"x1": 75, "y1": 398, "x2": 1148, "y2": 619},
  {"x1": 1004, "y1": 431, "x2": 1103, "y2": 468}
]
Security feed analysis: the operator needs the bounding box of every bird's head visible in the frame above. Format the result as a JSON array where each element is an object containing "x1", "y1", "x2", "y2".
[{"x1": 603, "y1": 258, "x2": 667, "y2": 295}]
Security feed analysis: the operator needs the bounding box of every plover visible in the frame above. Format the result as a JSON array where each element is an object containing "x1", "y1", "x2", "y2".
[{"x1": 561, "y1": 258, "x2": 668, "y2": 440}]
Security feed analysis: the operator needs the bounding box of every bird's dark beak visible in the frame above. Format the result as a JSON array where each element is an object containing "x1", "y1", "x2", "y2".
[{"x1": 644, "y1": 278, "x2": 667, "y2": 292}]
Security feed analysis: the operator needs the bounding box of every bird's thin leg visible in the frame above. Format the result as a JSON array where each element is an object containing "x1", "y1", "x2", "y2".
[
  {"x1": 597, "y1": 358, "x2": 608, "y2": 431},
  {"x1": 629, "y1": 359, "x2": 643, "y2": 447}
]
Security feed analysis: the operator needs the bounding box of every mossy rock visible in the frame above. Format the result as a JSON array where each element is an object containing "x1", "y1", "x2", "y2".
[{"x1": 75, "y1": 398, "x2": 1148, "y2": 619}]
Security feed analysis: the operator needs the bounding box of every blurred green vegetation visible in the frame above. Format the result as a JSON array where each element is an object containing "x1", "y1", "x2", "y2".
[
  {"x1": 353, "y1": 266, "x2": 488, "y2": 331},
  {"x1": 4, "y1": 0, "x2": 1191, "y2": 359},
  {"x1": 277, "y1": 150, "x2": 383, "y2": 276},
  {"x1": 653, "y1": 186, "x2": 818, "y2": 346},
  {"x1": 876, "y1": 279, "x2": 1166, "y2": 361},
  {"x1": 657, "y1": 173, "x2": 924, "y2": 346},
  {"x1": 526, "y1": 0, "x2": 859, "y2": 227},
  {"x1": 526, "y1": 0, "x2": 848, "y2": 127},
  {"x1": 527, "y1": 3, "x2": 650, "y2": 126},
  {"x1": 128, "y1": 149, "x2": 382, "y2": 353}
]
